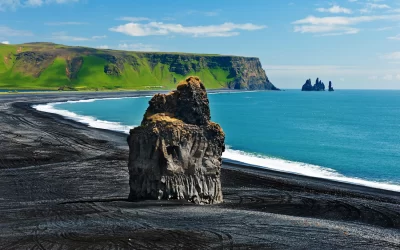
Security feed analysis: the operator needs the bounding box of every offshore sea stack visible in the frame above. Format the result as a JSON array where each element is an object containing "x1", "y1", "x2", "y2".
[
  {"x1": 127, "y1": 76, "x2": 225, "y2": 204},
  {"x1": 328, "y1": 81, "x2": 334, "y2": 91},
  {"x1": 302, "y1": 78, "x2": 326, "y2": 91}
]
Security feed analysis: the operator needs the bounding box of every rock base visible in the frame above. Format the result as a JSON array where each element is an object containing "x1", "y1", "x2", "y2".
[{"x1": 128, "y1": 174, "x2": 223, "y2": 204}]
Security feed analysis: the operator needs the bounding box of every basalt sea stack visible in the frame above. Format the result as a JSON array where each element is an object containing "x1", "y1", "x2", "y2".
[
  {"x1": 302, "y1": 78, "x2": 326, "y2": 91},
  {"x1": 127, "y1": 76, "x2": 225, "y2": 204},
  {"x1": 329, "y1": 81, "x2": 334, "y2": 91}
]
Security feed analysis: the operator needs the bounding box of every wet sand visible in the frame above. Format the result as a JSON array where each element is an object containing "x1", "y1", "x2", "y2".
[{"x1": 0, "y1": 92, "x2": 399, "y2": 249}]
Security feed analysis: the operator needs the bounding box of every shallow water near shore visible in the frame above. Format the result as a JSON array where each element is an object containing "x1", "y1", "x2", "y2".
[{"x1": 34, "y1": 90, "x2": 400, "y2": 191}]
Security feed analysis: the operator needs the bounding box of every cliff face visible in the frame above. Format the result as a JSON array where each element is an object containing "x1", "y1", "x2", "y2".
[
  {"x1": 143, "y1": 54, "x2": 278, "y2": 90},
  {"x1": 0, "y1": 43, "x2": 279, "y2": 91},
  {"x1": 127, "y1": 76, "x2": 225, "y2": 204}
]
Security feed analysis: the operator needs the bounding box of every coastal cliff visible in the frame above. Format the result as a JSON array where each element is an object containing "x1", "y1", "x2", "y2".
[
  {"x1": 127, "y1": 76, "x2": 225, "y2": 204},
  {"x1": 0, "y1": 42, "x2": 279, "y2": 91}
]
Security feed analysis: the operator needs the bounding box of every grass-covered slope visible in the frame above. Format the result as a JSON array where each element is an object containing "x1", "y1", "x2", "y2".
[{"x1": 0, "y1": 42, "x2": 278, "y2": 91}]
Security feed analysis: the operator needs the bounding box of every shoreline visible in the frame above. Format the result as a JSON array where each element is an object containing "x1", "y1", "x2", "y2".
[
  {"x1": 1, "y1": 92, "x2": 399, "y2": 248},
  {"x1": 32, "y1": 92, "x2": 400, "y2": 194}
]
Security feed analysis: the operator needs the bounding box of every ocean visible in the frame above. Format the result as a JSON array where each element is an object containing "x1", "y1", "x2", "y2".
[{"x1": 34, "y1": 90, "x2": 400, "y2": 192}]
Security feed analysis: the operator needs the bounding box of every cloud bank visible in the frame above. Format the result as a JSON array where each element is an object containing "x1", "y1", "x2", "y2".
[{"x1": 110, "y1": 22, "x2": 266, "y2": 37}]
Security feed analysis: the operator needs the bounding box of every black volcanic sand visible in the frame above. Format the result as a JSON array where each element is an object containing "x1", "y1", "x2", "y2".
[{"x1": 0, "y1": 92, "x2": 399, "y2": 249}]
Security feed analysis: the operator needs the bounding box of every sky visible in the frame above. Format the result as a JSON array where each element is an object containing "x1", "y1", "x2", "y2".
[{"x1": 0, "y1": 0, "x2": 400, "y2": 89}]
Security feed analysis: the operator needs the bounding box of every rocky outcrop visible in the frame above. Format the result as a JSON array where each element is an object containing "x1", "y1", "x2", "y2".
[
  {"x1": 302, "y1": 79, "x2": 313, "y2": 91},
  {"x1": 104, "y1": 64, "x2": 121, "y2": 76},
  {"x1": 314, "y1": 78, "x2": 325, "y2": 91},
  {"x1": 127, "y1": 76, "x2": 225, "y2": 204},
  {"x1": 66, "y1": 57, "x2": 83, "y2": 80},
  {"x1": 329, "y1": 81, "x2": 334, "y2": 91},
  {"x1": 14, "y1": 51, "x2": 56, "y2": 77},
  {"x1": 302, "y1": 78, "x2": 326, "y2": 91}
]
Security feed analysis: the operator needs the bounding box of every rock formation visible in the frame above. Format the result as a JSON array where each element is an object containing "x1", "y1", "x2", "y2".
[
  {"x1": 4, "y1": 42, "x2": 280, "y2": 91},
  {"x1": 302, "y1": 78, "x2": 326, "y2": 91},
  {"x1": 329, "y1": 81, "x2": 334, "y2": 91},
  {"x1": 127, "y1": 76, "x2": 225, "y2": 204},
  {"x1": 313, "y1": 78, "x2": 325, "y2": 91},
  {"x1": 302, "y1": 79, "x2": 313, "y2": 91}
]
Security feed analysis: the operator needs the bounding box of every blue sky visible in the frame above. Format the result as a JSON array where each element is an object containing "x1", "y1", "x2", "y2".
[{"x1": 1, "y1": 0, "x2": 400, "y2": 89}]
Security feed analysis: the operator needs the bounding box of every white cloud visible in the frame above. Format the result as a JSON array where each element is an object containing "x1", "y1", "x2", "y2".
[
  {"x1": 26, "y1": 0, "x2": 42, "y2": 6},
  {"x1": 117, "y1": 17, "x2": 150, "y2": 22},
  {"x1": 0, "y1": 0, "x2": 79, "y2": 10},
  {"x1": 316, "y1": 5, "x2": 352, "y2": 14},
  {"x1": 264, "y1": 64, "x2": 399, "y2": 76},
  {"x1": 368, "y1": 75, "x2": 378, "y2": 80},
  {"x1": 264, "y1": 65, "x2": 357, "y2": 73},
  {"x1": 396, "y1": 74, "x2": 400, "y2": 80},
  {"x1": 51, "y1": 32, "x2": 106, "y2": 41},
  {"x1": 97, "y1": 45, "x2": 109, "y2": 49},
  {"x1": 375, "y1": 26, "x2": 393, "y2": 31},
  {"x1": 186, "y1": 10, "x2": 219, "y2": 17},
  {"x1": 293, "y1": 15, "x2": 400, "y2": 26},
  {"x1": 0, "y1": 0, "x2": 20, "y2": 10},
  {"x1": 294, "y1": 25, "x2": 359, "y2": 35},
  {"x1": 91, "y1": 35, "x2": 106, "y2": 39},
  {"x1": 51, "y1": 32, "x2": 89, "y2": 41},
  {"x1": 1, "y1": 40, "x2": 10, "y2": 44},
  {"x1": 366, "y1": 3, "x2": 391, "y2": 10},
  {"x1": 388, "y1": 34, "x2": 400, "y2": 40},
  {"x1": 204, "y1": 11, "x2": 218, "y2": 16},
  {"x1": 49, "y1": 0, "x2": 79, "y2": 3},
  {"x1": 44, "y1": 21, "x2": 88, "y2": 26},
  {"x1": 359, "y1": 2, "x2": 391, "y2": 13},
  {"x1": 118, "y1": 43, "x2": 159, "y2": 52},
  {"x1": 383, "y1": 74, "x2": 393, "y2": 80},
  {"x1": 293, "y1": 14, "x2": 400, "y2": 36},
  {"x1": 0, "y1": 26, "x2": 32, "y2": 36},
  {"x1": 110, "y1": 22, "x2": 266, "y2": 37},
  {"x1": 381, "y1": 52, "x2": 400, "y2": 60},
  {"x1": 31, "y1": 0, "x2": 79, "y2": 5}
]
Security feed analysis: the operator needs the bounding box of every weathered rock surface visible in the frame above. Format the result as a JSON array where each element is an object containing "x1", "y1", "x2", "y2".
[
  {"x1": 329, "y1": 81, "x2": 334, "y2": 91},
  {"x1": 127, "y1": 76, "x2": 225, "y2": 204},
  {"x1": 302, "y1": 78, "x2": 326, "y2": 91},
  {"x1": 302, "y1": 79, "x2": 313, "y2": 91}
]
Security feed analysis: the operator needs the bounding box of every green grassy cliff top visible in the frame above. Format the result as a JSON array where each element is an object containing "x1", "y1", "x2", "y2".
[{"x1": 0, "y1": 42, "x2": 278, "y2": 91}]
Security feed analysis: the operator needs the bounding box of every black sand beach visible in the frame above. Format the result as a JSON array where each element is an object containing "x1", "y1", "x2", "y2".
[{"x1": 0, "y1": 92, "x2": 399, "y2": 249}]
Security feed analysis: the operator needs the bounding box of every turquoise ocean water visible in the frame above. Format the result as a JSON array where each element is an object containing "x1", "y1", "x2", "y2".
[{"x1": 35, "y1": 90, "x2": 400, "y2": 191}]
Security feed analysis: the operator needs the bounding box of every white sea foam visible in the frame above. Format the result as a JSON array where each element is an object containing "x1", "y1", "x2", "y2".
[
  {"x1": 33, "y1": 97, "x2": 400, "y2": 193},
  {"x1": 33, "y1": 97, "x2": 144, "y2": 133},
  {"x1": 223, "y1": 148, "x2": 400, "y2": 192}
]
